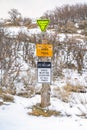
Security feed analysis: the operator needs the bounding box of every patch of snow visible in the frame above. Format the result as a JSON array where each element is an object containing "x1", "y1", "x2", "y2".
[
  {"x1": 63, "y1": 69, "x2": 87, "y2": 87},
  {"x1": 77, "y1": 30, "x2": 82, "y2": 34},
  {"x1": 5, "y1": 26, "x2": 41, "y2": 36},
  {"x1": 29, "y1": 28, "x2": 41, "y2": 34},
  {"x1": 0, "y1": 95, "x2": 87, "y2": 130}
]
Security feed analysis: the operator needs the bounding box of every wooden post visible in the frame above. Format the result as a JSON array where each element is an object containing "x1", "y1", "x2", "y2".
[
  {"x1": 41, "y1": 83, "x2": 50, "y2": 107},
  {"x1": 40, "y1": 35, "x2": 51, "y2": 108},
  {"x1": 36, "y1": 19, "x2": 51, "y2": 108}
]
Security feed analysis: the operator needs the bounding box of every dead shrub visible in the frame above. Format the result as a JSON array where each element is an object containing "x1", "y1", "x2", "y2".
[
  {"x1": 27, "y1": 23, "x2": 37, "y2": 29},
  {"x1": 52, "y1": 82, "x2": 85, "y2": 103},
  {"x1": 64, "y1": 83, "x2": 86, "y2": 93},
  {"x1": 78, "y1": 20, "x2": 87, "y2": 29},
  {"x1": 17, "y1": 89, "x2": 35, "y2": 98},
  {"x1": 2, "y1": 94, "x2": 14, "y2": 102},
  {"x1": 60, "y1": 22, "x2": 77, "y2": 33},
  {"x1": 0, "y1": 99, "x2": 3, "y2": 105},
  {"x1": 70, "y1": 93, "x2": 87, "y2": 118},
  {"x1": 4, "y1": 88, "x2": 16, "y2": 95},
  {"x1": 0, "y1": 88, "x2": 3, "y2": 95},
  {"x1": 17, "y1": 91, "x2": 29, "y2": 98},
  {"x1": 53, "y1": 87, "x2": 71, "y2": 102},
  {"x1": 0, "y1": 88, "x2": 3, "y2": 105}
]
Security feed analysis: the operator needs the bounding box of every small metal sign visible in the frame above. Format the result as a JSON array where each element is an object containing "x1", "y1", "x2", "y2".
[
  {"x1": 37, "y1": 62, "x2": 51, "y2": 83},
  {"x1": 36, "y1": 44, "x2": 53, "y2": 57},
  {"x1": 37, "y1": 19, "x2": 50, "y2": 32}
]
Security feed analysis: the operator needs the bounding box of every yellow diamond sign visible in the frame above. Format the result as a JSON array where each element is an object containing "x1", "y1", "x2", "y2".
[{"x1": 37, "y1": 19, "x2": 50, "y2": 32}]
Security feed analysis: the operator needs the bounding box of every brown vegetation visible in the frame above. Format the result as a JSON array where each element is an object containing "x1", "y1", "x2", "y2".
[
  {"x1": 29, "y1": 105, "x2": 61, "y2": 117},
  {"x1": 2, "y1": 93, "x2": 14, "y2": 102}
]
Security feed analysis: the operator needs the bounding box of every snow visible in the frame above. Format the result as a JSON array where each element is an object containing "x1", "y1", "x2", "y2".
[
  {"x1": 5, "y1": 26, "x2": 41, "y2": 36},
  {"x1": 0, "y1": 95, "x2": 87, "y2": 130},
  {"x1": 63, "y1": 69, "x2": 87, "y2": 87},
  {"x1": 51, "y1": 69, "x2": 87, "y2": 90},
  {"x1": 29, "y1": 28, "x2": 41, "y2": 34}
]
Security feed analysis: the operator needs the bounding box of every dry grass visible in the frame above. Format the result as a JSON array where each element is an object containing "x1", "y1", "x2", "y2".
[
  {"x1": 0, "y1": 88, "x2": 3, "y2": 105},
  {"x1": 0, "y1": 88, "x2": 3, "y2": 95},
  {"x1": 53, "y1": 87, "x2": 71, "y2": 102},
  {"x1": 27, "y1": 23, "x2": 37, "y2": 29},
  {"x1": 0, "y1": 87, "x2": 16, "y2": 95},
  {"x1": 64, "y1": 83, "x2": 86, "y2": 93},
  {"x1": 2, "y1": 93, "x2": 14, "y2": 102},
  {"x1": 17, "y1": 91, "x2": 29, "y2": 98},
  {"x1": 53, "y1": 82, "x2": 86, "y2": 103},
  {"x1": 0, "y1": 88, "x2": 4, "y2": 105},
  {"x1": 0, "y1": 88, "x2": 14, "y2": 104},
  {"x1": 28, "y1": 105, "x2": 61, "y2": 117},
  {"x1": 0, "y1": 101, "x2": 3, "y2": 105},
  {"x1": 17, "y1": 89, "x2": 35, "y2": 98},
  {"x1": 5, "y1": 89, "x2": 16, "y2": 95},
  {"x1": 70, "y1": 94, "x2": 87, "y2": 118}
]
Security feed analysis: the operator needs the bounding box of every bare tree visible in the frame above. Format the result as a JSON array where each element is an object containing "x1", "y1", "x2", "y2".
[{"x1": 8, "y1": 9, "x2": 22, "y2": 26}]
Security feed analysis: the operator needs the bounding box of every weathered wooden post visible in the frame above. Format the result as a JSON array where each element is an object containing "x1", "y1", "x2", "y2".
[{"x1": 36, "y1": 19, "x2": 53, "y2": 108}]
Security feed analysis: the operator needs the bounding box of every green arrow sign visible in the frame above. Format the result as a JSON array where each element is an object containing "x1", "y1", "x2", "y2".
[{"x1": 37, "y1": 19, "x2": 50, "y2": 32}]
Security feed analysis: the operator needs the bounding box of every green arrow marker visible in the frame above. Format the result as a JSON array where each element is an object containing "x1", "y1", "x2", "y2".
[{"x1": 37, "y1": 19, "x2": 50, "y2": 32}]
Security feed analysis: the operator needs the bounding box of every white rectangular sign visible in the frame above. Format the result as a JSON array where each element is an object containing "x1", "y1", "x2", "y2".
[
  {"x1": 38, "y1": 68, "x2": 51, "y2": 83},
  {"x1": 37, "y1": 62, "x2": 51, "y2": 83}
]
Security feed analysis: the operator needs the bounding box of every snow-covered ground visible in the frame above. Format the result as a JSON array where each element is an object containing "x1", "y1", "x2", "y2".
[{"x1": 0, "y1": 95, "x2": 87, "y2": 130}]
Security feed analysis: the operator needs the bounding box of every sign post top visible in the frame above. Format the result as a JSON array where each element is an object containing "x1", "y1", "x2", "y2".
[{"x1": 37, "y1": 19, "x2": 50, "y2": 32}]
